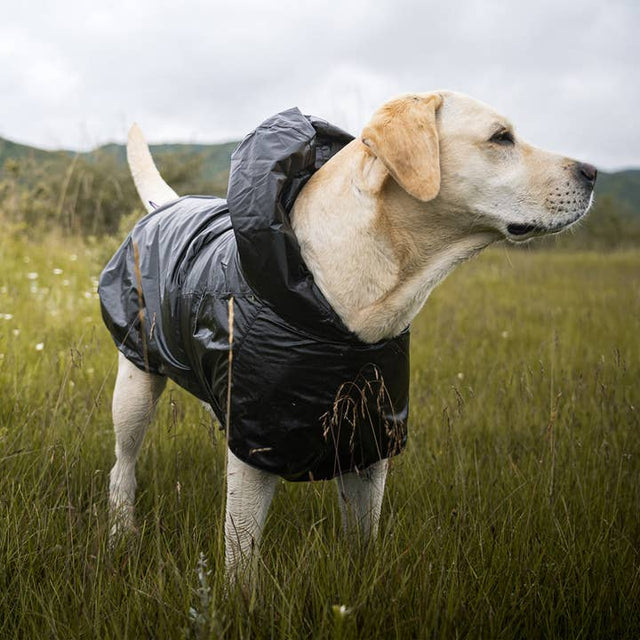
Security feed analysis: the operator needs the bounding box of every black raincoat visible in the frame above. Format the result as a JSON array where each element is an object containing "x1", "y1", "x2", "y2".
[{"x1": 98, "y1": 108, "x2": 410, "y2": 481}]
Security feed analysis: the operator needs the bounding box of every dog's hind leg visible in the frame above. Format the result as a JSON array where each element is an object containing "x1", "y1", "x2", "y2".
[
  {"x1": 109, "y1": 352, "x2": 166, "y2": 540},
  {"x1": 336, "y1": 458, "x2": 388, "y2": 542},
  {"x1": 224, "y1": 449, "x2": 278, "y2": 583}
]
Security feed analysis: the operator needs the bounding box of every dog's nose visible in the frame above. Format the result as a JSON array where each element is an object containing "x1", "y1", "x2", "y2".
[{"x1": 575, "y1": 162, "x2": 598, "y2": 187}]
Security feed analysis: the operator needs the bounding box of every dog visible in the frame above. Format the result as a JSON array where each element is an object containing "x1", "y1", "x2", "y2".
[{"x1": 102, "y1": 91, "x2": 596, "y2": 580}]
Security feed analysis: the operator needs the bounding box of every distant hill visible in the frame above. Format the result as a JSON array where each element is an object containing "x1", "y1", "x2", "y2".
[
  {"x1": 1, "y1": 134, "x2": 639, "y2": 245},
  {"x1": 595, "y1": 169, "x2": 640, "y2": 217},
  {"x1": 0, "y1": 136, "x2": 71, "y2": 167},
  {"x1": 0, "y1": 136, "x2": 238, "y2": 189},
  {"x1": 89, "y1": 141, "x2": 239, "y2": 186},
  {"x1": 2, "y1": 135, "x2": 638, "y2": 215}
]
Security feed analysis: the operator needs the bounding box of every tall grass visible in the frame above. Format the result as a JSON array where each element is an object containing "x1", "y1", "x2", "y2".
[{"x1": 0, "y1": 234, "x2": 638, "y2": 638}]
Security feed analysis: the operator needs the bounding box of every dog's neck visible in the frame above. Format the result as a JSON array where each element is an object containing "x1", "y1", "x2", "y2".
[{"x1": 291, "y1": 140, "x2": 497, "y2": 342}]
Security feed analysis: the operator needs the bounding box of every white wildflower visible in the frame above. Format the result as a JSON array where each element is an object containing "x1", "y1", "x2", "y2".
[
  {"x1": 457, "y1": 372, "x2": 464, "y2": 380},
  {"x1": 501, "y1": 330, "x2": 509, "y2": 339},
  {"x1": 35, "y1": 342, "x2": 44, "y2": 351},
  {"x1": 27, "y1": 272, "x2": 38, "y2": 280},
  {"x1": 53, "y1": 268, "x2": 63, "y2": 275},
  {"x1": 12, "y1": 329, "x2": 20, "y2": 337},
  {"x1": 332, "y1": 604, "x2": 351, "y2": 618},
  {"x1": 2, "y1": 314, "x2": 13, "y2": 320}
]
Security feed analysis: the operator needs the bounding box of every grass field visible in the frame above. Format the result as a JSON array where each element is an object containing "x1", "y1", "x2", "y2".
[{"x1": 0, "y1": 232, "x2": 638, "y2": 638}]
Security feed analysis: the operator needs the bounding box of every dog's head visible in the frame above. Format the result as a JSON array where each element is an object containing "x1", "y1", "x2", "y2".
[{"x1": 361, "y1": 91, "x2": 596, "y2": 242}]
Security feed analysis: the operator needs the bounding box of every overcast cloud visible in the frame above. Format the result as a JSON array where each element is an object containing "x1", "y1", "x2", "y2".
[{"x1": 2, "y1": 0, "x2": 638, "y2": 169}]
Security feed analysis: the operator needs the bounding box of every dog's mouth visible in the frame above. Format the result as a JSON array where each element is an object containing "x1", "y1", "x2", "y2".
[
  {"x1": 504, "y1": 192, "x2": 594, "y2": 242},
  {"x1": 504, "y1": 222, "x2": 552, "y2": 242},
  {"x1": 506, "y1": 223, "x2": 543, "y2": 237},
  {"x1": 505, "y1": 207, "x2": 590, "y2": 242}
]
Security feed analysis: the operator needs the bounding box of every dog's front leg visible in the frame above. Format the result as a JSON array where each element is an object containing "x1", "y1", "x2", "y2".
[
  {"x1": 336, "y1": 458, "x2": 388, "y2": 542},
  {"x1": 224, "y1": 449, "x2": 278, "y2": 582}
]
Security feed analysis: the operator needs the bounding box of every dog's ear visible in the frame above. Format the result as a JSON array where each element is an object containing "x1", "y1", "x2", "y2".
[{"x1": 361, "y1": 93, "x2": 442, "y2": 202}]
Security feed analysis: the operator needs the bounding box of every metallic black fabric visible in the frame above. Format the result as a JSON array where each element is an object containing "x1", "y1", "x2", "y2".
[{"x1": 98, "y1": 108, "x2": 409, "y2": 481}]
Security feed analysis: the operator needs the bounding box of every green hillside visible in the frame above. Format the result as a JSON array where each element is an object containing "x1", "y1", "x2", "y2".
[
  {"x1": 0, "y1": 137, "x2": 72, "y2": 174},
  {"x1": 87, "y1": 141, "x2": 239, "y2": 185},
  {"x1": 596, "y1": 169, "x2": 640, "y2": 216},
  {"x1": 2, "y1": 135, "x2": 639, "y2": 214},
  {"x1": 0, "y1": 136, "x2": 238, "y2": 191},
  {"x1": 0, "y1": 134, "x2": 639, "y2": 246}
]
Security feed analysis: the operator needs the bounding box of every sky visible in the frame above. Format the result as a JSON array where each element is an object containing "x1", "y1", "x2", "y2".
[{"x1": 2, "y1": 0, "x2": 638, "y2": 170}]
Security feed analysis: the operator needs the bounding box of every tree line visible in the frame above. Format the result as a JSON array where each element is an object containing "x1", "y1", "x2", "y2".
[{"x1": 1, "y1": 153, "x2": 638, "y2": 249}]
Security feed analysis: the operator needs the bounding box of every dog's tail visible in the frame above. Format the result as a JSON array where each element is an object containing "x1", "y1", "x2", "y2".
[{"x1": 127, "y1": 123, "x2": 178, "y2": 213}]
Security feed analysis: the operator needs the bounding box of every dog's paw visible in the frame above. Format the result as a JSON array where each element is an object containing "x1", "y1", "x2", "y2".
[{"x1": 108, "y1": 504, "x2": 139, "y2": 549}]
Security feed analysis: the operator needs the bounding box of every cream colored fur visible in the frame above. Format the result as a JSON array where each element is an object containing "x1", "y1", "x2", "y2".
[
  {"x1": 108, "y1": 91, "x2": 595, "y2": 582},
  {"x1": 291, "y1": 91, "x2": 594, "y2": 342},
  {"x1": 127, "y1": 123, "x2": 178, "y2": 213}
]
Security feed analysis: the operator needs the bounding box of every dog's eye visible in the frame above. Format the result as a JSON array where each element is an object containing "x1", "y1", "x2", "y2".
[{"x1": 489, "y1": 129, "x2": 515, "y2": 146}]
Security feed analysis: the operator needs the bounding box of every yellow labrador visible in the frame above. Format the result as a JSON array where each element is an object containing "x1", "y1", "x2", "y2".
[{"x1": 110, "y1": 91, "x2": 596, "y2": 579}]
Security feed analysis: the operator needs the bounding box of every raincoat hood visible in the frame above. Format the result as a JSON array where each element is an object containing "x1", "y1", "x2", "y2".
[
  {"x1": 99, "y1": 108, "x2": 410, "y2": 481},
  {"x1": 228, "y1": 107, "x2": 354, "y2": 337}
]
